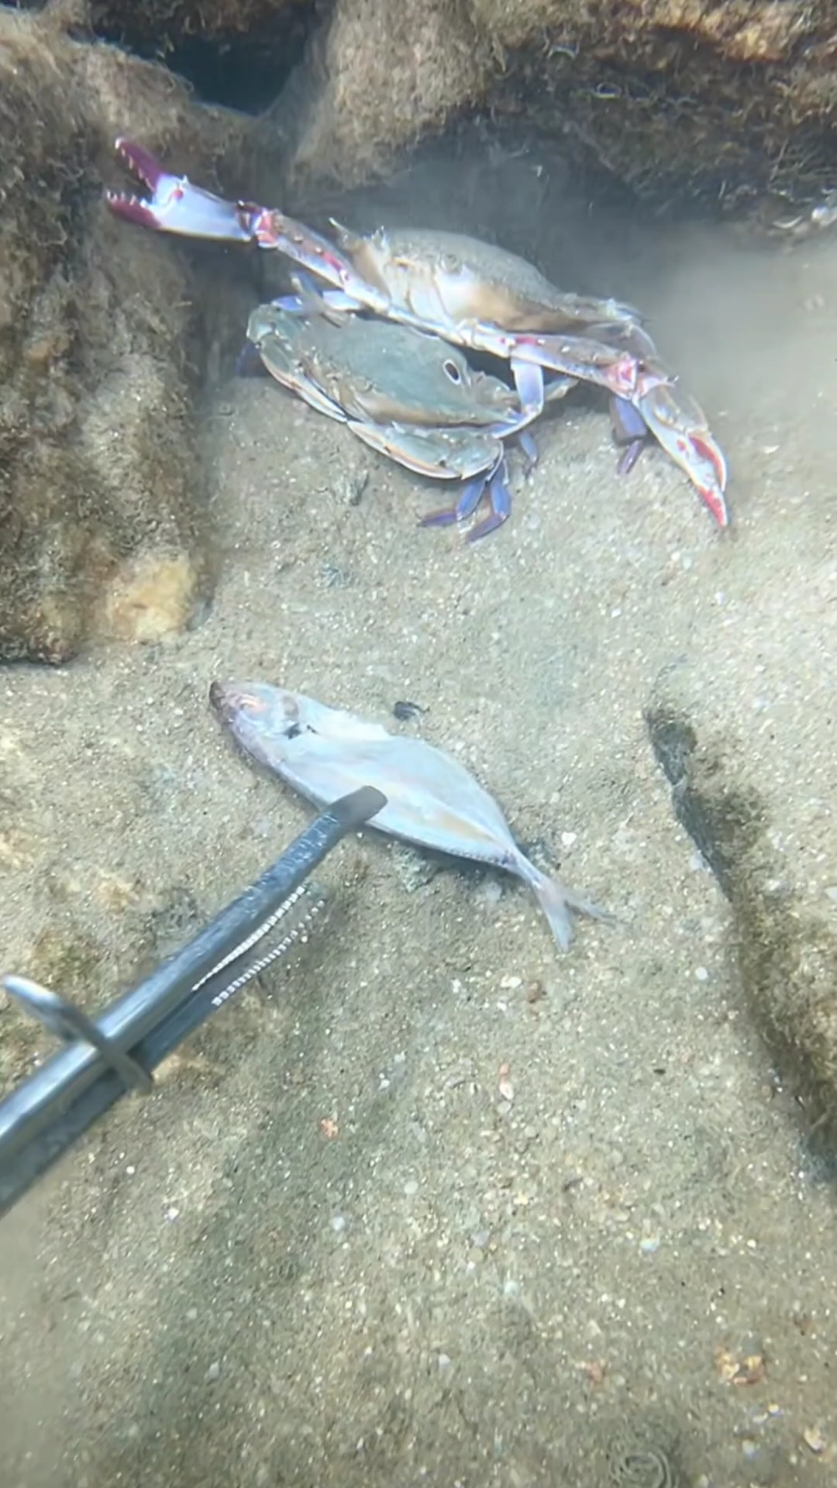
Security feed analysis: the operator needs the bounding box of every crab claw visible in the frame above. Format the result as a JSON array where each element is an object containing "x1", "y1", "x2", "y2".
[
  {"x1": 627, "y1": 374, "x2": 729, "y2": 528},
  {"x1": 106, "y1": 138, "x2": 258, "y2": 243}
]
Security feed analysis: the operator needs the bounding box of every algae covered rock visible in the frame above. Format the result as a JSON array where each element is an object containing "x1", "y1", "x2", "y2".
[
  {"x1": 89, "y1": 0, "x2": 301, "y2": 47},
  {"x1": 26, "y1": 0, "x2": 837, "y2": 216},
  {"x1": 283, "y1": 0, "x2": 837, "y2": 213},
  {"x1": 0, "y1": 4, "x2": 279, "y2": 663},
  {"x1": 285, "y1": 0, "x2": 492, "y2": 184}
]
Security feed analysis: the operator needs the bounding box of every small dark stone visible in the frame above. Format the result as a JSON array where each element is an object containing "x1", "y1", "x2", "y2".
[{"x1": 393, "y1": 700, "x2": 426, "y2": 722}]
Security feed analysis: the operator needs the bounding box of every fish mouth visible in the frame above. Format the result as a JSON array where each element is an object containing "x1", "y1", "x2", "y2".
[
  {"x1": 209, "y1": 679, "x2": 266, "y2": 724},
  {"x1": 208, "y1": 679, "x2": 233, "y2": 723}
]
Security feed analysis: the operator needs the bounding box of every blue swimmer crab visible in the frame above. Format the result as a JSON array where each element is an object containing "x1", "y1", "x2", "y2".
[
  {"x1": 245, "y1": 297, "x2": 575, "y2": 539},
  {"x1": 106, "y1": 138, "x2": 729, "y2": 530}
]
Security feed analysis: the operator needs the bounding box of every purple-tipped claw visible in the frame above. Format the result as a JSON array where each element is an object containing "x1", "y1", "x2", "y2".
[
  {"x1": 610, "y1": 394, "x2": 649, "y2": 476},
  {"x1": 106, "y1": 137, "x2": 258, "y2": 244},
  {"x1": 516, "y1": 428, "x2": 539, "y2": 477},
  {"x1": 466, "y1": 465, "x2": 512, "y2": 543},
  {"x1": 466, "y1": 509, "x2": 508, "y2": 542},
  {"x1": 420, "y1": 473, "x2": 488, "y2": 531},
  {"x1": 419, "y1": 460, "x2": 512, "y2": 543},
  {"x1": 615, "y1": 439, "x2": 645, "y2": 476},
  {"x1": 419, "y1": 507, "x2": 460, "y2": 530}
]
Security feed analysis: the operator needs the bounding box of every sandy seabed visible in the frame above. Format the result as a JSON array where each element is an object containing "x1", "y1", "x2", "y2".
[{"x1": 1, "y1": 158, "x2": 836, "y2": 1485}]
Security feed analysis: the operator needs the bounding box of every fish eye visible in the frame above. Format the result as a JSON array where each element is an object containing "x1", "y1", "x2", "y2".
[{"x1": 443, "y1": 358, "x2": 462, "y2": 384}]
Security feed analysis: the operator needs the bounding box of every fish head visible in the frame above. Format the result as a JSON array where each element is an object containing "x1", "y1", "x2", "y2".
[
  {"x1": 209, "y1": 679, "x2": 302, "y2": 769},
  {"x1": 211, "y1": 679, "x2": 395, "y2": 762}
]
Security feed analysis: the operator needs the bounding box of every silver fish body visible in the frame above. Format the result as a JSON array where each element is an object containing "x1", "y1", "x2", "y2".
[{"x1": 210, "y1": 681, "x2": 609, "y2": 952}]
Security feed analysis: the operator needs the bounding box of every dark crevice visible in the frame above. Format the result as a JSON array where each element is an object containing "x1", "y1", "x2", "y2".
[
  {"x1": 22, "y1": 0, "x2": 328, "y2": 115},
  {"x1": 126, "y1": 14, "x2": 317, "y2": 115}
]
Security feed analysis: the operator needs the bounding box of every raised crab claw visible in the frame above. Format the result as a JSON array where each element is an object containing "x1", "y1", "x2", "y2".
[{"x1": 107, "y1": 138, "x2": 729, "y2": 531}]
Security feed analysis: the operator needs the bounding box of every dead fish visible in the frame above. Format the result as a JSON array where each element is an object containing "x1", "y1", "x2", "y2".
[{"x1": 209, "y1": 680, "x2": 611, "y2": 952}]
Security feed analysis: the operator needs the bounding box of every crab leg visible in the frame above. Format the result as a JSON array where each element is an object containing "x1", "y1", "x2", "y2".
[
  {"x1": 468, "y1": 464, "x2": 514, "y2": 541},
  {"x1": 417, "y1": 461, "x2": 509, "y2": 544},
  {"x1": 502, "y1": 333, "x2": 639, "y2": 406},
  {"x1": 420, "y1": 458, "x2": 513, "y2": 543},
  {"x1": 252, "y1": 211, "x2": 381, "y2": 302},
  {"x1": 515, "y1": 428, "x2": 540, "y2": 476},
  {"x1": 609, "y1": 396, "x2": 652, "y2": 476}
]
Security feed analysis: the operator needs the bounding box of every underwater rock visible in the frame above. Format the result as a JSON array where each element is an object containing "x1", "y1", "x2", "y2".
[
  {"x1": 89, "y1": 0, "x2": 299, "y2": 47},
  {"x1": 86, "y1": 0, "x2": 316, "y2": 117},
  {"x1": 646, "y1": 667, "x2": 837, "y2": 1153},
  {"x1": 99, "y1": 553, "x2": 202, "y2": 644},
  {"x1": 44, "y1": 0, "x2": 837, "y2": 213},
  {"x1": 0, "y1": 4, "x2": 280, "y2": 664},
  {"x1": 285, "y1": 0, "x2": 491, "y2": 185},
  {"x1": 279, "y1": 0, "x2": 837, "y2": 213}
]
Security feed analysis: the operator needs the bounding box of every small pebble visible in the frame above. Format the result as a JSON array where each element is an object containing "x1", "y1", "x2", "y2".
[
  {"x1": 393, "y1": 700, "x2": 425, "y2": 721},
  {"x1": 205, "y1": 1361, "x2": 221, "y2": 1383},
  {"x1": 802, "y1": 1426, "x2": 825, "y2": 1455}
]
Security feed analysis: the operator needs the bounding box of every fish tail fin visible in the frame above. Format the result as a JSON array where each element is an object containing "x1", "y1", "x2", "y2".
[{"x1": 527, "y1": 867, "x2": 614, "y2": 953}]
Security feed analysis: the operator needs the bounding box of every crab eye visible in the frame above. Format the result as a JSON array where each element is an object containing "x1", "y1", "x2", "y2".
[{"x1": 443, "y1": 358, "x2": 462, "y2": 384}]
